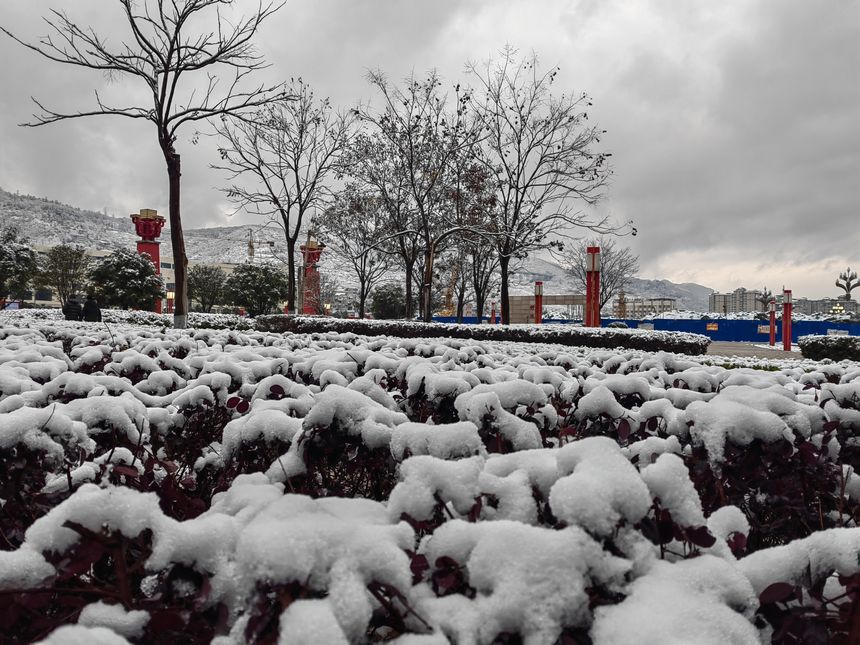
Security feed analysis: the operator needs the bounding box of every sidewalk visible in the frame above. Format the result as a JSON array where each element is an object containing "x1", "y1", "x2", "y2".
[{"x1": 706, "y1": 341, "x2": 798, "y2": 359}]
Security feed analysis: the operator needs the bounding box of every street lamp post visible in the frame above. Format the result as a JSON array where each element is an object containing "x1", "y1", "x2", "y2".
[{"x1": 585, "y1": 247, "x2": 601, "y2": 327}]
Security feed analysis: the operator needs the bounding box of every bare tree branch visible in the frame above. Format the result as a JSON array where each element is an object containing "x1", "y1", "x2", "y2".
[
  {"x1": 212, "y1": 79, "x2": 356, "y2": 311},
  {"x1": 2, "y1": 0, "x2": 287, "y2": 327}
]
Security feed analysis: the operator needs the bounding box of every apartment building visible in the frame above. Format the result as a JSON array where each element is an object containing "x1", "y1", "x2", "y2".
[
  {"x1": 708, "y1": 288, "x2": 766, "y2": 314},
  {"x1": 610, "y1": 296, "x2": 677, "y2": 319},
  {"x1": 793, "y1": 297, "x2": 858, "y2": 315}
]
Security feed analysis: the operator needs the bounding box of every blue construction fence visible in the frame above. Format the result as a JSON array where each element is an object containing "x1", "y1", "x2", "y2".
[{"x1": 431, "y1": 316, "x2": 860, "y2": 342}]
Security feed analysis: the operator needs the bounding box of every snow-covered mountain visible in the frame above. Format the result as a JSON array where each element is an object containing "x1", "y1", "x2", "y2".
[{"x1": 1, "y1": 187, "x2": 714, "y2": 310}]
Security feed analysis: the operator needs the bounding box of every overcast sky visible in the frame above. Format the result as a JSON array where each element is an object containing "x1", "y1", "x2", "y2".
[{"x1": 1, "y1": 0, "x2": 858, "y2": 298}]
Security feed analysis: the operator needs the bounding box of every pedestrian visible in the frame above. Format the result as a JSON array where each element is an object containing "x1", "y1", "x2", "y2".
[
  {"x1": 62, "y1": 295, "x2": 82, "y2": 321},
  {"x1": 82, "y1": 294, "x2": 102, "y2": 322}
]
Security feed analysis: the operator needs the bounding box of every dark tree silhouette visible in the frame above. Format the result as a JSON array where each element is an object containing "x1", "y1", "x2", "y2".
[{"x1": 2, "y1": 0, "x2": 288, "y2": 327}]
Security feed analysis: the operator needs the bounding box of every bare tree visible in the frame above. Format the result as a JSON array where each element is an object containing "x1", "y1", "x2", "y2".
[
  {"x1": 314, "y1": 273, "x2": 340, "y2": 315},
  {"x1": 359, "y1": 71, "x2": 485, "y2": 321},
  {"x1": 317, "y1": 186, "x2": 392, "y2": 318},
  {"x1": 2, "y1": 0, "x2": 288, "y2": 327},
  {"x1": 213, "y1": 79, "x2": 355, "y2": 312},
  {"x1": 564, "y1": 237, "x2": 639, "y2": 309},
  {"x1": 448, "y1": 162, "x2": 500, "y2": 323},
  {"x1": 467, "y1": 47, "x2": 633, "y2": 323},
  {"x1": 346, "y1": 132, "x2": 422, "y2": 319},
  {"x1": 470, "y1": 242, "x2": 501, "y2": 323}
]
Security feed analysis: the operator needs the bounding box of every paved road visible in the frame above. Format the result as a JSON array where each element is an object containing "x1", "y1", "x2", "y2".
[{"x1": 706, "y1": 341, "x2": 798, "y2": 359}]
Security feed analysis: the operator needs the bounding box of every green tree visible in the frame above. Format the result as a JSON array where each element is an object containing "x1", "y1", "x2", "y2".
[
  {"x1": 371, "y1": 283, "x2": 406, "y2": 319},
  {"x1": 223, "y1": 262, "x2": 289, "y2": 317},
  {"x1": 187, "y1": 265, "x2": 226, "y2": 313},
  {"x1": 0, "y1": 225, "x2": 39, "y2": 304},
  {"x1": 89, "y1": 249, "x2": 165, "y2": 310},
  {"x1": 41, "y1": 244, "x2": 91, "y2": 304}
]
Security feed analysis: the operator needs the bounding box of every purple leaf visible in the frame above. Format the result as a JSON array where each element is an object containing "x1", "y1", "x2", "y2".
[
  {"x1": 616, "y1": 419, "x2": 631, "y2": 441},
  {"x1": 686, "y1": 525, "x2": 717, "y2": 548},
  {"x1": 759, "y1": 582, "x2": 796, "y2": 605}
]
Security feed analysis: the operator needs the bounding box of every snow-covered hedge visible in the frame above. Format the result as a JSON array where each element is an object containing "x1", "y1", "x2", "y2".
[
  {"x1": 799, "y1": 334, "x2": 860, "y2": 362},
  {"x1": 257, "y1": 315, "x2": 712, "y2": 355},
  {"x1": 1, "y1": 321, "x2": 859, "y2": 643},
  {"x1": 1, "y1": 307, "x2": 254, "y2": 330}
]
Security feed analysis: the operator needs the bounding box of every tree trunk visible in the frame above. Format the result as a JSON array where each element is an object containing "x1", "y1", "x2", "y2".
[
  {"x1": 499, "y1": 254, "x2": 511, "y2": 325},
  {"x1": 358, "y1": 279, "x2": 366, "y2": 318},
  {"x1": 286, "y1": 236, "x2": 297, "y2": 313},
  {"x1": 403, "y1": 257, "x2": 415, "y2": 320},
  {"x1": 456, "y1": 290, "x2": 465, "y2": 323},
  {"x1": 163, "y1": 143, "x2": 188, "y2": 329},
  {"x1": 421, "y1": 246, "x2": 435, "y2": 322},
  {"x1": 475, "y1": 294, "x2": 485, "y2": 324}
]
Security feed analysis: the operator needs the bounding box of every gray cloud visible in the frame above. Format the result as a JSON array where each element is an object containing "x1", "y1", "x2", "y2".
[{"x1": 0, "y1": 0, "x2": 857, "y2": 298}]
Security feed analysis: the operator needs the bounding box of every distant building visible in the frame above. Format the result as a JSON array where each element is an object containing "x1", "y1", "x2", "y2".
[
  {"x1": 609, "y1": 296, "x2": 676, "y2": 318},
  {"x1": 793, "y1": 297, "x2": 857, "y2": 315},
  {"x1": 708, "y1": 288, "x2": 766, "y2": 314}
]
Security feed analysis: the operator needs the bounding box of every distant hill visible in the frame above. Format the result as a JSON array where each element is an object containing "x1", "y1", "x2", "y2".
[
  {"x1": 1, "y1": 187, "x2": 714, "y2": 310},
  {"x1": 507, "y1": 256, "x2": 713, "y2": 311}
]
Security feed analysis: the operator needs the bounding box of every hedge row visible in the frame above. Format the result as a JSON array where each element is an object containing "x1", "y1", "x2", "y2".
[
  {"x1": 799, "y1": 334, "x2": 860, "y2": 361},
  {"x1": 255, "y1": 315, "x2": 711, "y2": 355}
]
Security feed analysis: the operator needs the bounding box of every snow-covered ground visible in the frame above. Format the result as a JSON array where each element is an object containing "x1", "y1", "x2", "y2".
[
  {"x1": 1, "y1": 314, "x2": 859, "y2": 643},
  {"x1": 647, "y1": 309, "x2": 860, "y2": 323}
]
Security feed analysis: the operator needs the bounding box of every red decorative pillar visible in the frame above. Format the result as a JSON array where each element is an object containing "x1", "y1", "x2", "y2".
[
  {"x1": 534, "y1": 281, "x2": 543, "y2": 324},
  {"x1": 300, "y1": 238, "x2": 325, "y2": 315},
  {"x1": 768, "y1": 299, "x2": 776, "y2": 347},
  {"x1": 782, "y1": 289, "x2": 793, "y2": 351},
  {"x1": 491, "y1": 301, "x2": 497, "y2": 325},
  {"x1": 130, "y1": 209, "x2": 165, "y2": 313},
  {"x1": 585, "y1": 246, "x2": 601, "y2": 327}
]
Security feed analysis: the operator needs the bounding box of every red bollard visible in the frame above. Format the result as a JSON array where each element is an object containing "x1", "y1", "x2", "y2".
[
  {"x1": 534, "y1": 281, "x2": 543, "y2": 324},
  {"x1": 768, "y1": 299, "x2": 776, "y2": 347},
  {"x1": 782, "y1": 289, "x2": 792, "y2": 351},
  {"x1": 585, "y1": 247, "x2": 601, "y2": 327}
]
